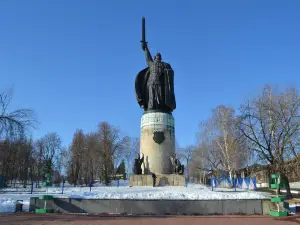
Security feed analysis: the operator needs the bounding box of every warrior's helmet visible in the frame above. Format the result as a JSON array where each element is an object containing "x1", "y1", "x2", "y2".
[{"x1": 154, "y1": 52, "x2": 162, "y2": 61}]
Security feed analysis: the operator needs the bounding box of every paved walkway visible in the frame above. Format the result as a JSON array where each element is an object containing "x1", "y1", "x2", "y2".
[{"x1": 1, "y1": 214, "x2": 300, "y2": 225}]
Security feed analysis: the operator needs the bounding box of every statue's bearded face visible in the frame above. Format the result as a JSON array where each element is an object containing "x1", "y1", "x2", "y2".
[{"x1": 155, "y1": 54, "x2": 162, "y2": 61}]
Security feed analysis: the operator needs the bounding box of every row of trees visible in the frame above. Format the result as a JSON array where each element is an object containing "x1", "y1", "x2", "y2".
[
  {"x1": 66, "y1": 123, "x2": 132, "y2": 186},
  {"x1": 0, "y1": 88, "x2": 141, "y2": 187},
  {"x1": 185, "y1": 85, "x2": 300, "y2": 195},
  {"x1": 0, "y1": 88, "x2": 66, "y2": 187},
  {"x1": 0, "y1": 131, "x2": 64, "y2": 187}
]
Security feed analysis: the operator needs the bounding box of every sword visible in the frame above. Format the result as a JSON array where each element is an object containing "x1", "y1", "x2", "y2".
[{"x1": 141, "y1": 17, "x2": 147, "y2": 45}]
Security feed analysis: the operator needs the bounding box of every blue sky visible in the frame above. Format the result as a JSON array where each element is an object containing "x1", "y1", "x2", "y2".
[{"x1": 1, "y1": 0, "x2": 300, "y2": 148}]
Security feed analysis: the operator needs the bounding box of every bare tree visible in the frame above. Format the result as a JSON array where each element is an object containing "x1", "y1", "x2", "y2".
[
  {"x1": 199, "y1": 141, "x2": 223, "y2": 172},
  {"x1": 56, "y1": 146, "x2": 70, "y2": 179},
  {"x1": 35, "y1": 133, "x2": 62, "y2": 180},
  {"x1": 200, "y1": 105, "x2": 246, "y2": 180},
  {"x1": 177, "y1": 146, "x2": 195, "y2": 179},
  {"x1": 83, "y1": 133, "x2": 101, "y2": 185},
  {"x1": 189, "y1": 144, "x2": 206, "y2": 183},
  {"x1": 39, "y1": 133, "x2": 62, "y2": 165},
  {"x1": 0, "y1": 137, "x2": 35, "y2": 187},
  {"x1": 68, "y1": 129, "x2": 86, "y2": 186},
  {"x1": 0, "y1": 88, "x2": 36, "y2": 139},
  {"x1": 66, "y1": 123, "x2": 131, "y2": 186},
  {"x1": 189, "y1": 140, "x2": 224, "y2": 184},
  {"x1": 239, "y1": 85, "x2": 300, "y2": 196},
  {"x1": 124, "y1": 137, "x2": 140, "y2": 177},
  {"x1": 0, "y1": 88, "x2": 37, "y2": 186},
  {"x1": 97, "y1": 122, "x2": 129, "y2": 185}
]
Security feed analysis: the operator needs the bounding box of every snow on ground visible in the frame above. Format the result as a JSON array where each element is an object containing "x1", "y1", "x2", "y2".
[
  {"x1": 67, "y1": 186, "x2": 267, "y2": 201},
  {"x1": 0, "y1": 180, "x2": 268, "y2": 213},
  {"x1": 0, "y1": 195, "x2": 33, "y2": 213},
  {"x1": 0, "y1": 196, "x2": 16, "y2": 213},
  {"x1": 289, "y1": 182, "x2": 300, "y2": 189}
]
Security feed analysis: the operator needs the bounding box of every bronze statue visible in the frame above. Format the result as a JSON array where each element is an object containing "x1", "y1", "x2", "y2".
[
  {"x1": 133, "y1": 153, "x2": 144, "y2": 174},
  {"x1": 170, "y1": 155, "x2": 184, "y2": 175},
  {"x1": 135, "y1": 17, "x2": 176, "y2": 113}
]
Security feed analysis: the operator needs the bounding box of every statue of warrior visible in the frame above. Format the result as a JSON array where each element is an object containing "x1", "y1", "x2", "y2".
[{"x1": 135, "y1": 17, "x2": 176, "y2": 113}]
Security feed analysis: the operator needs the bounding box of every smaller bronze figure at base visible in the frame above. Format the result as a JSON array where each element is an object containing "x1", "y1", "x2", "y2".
[
  {"x1": 133, "y1": 153, "x2": 144, "y2": 175},
  {"x1": 170, "y1": 155, "x2": 184, "y2": 175}
]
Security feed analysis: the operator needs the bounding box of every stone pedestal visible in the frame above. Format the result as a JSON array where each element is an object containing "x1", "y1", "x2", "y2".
[
  {"x1": 130, "y1": 174, "x2": 185, "y2": 187},
  {"x1": 140, "y1": 112, "x2": 175, "y2": 175}
]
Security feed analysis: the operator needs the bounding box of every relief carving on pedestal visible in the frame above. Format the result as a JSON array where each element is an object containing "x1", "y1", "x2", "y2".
[{"x1": 153, "y1": 131, "x2": 165, "y2": 144}]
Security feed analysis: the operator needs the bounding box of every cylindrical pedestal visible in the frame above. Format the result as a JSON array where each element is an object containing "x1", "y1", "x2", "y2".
[{"x1": 140, "y1": 112, "x2": 175, "y2": 174}]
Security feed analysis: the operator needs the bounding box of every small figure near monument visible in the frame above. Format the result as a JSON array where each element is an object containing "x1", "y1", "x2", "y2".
[
  {"x1": 152, "y1": 173, "x2": 157, "y2": 187},
  {"x1": 133, "y1": 153, "x2": 144, "y2": 175}
]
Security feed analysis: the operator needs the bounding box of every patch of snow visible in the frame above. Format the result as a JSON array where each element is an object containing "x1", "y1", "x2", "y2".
[
  {"x1": 0, "y1": 194, "x2": 38, "y2": 213},
  {"x1": 289, "y1": 182, "x2": 300, "y2": 189},
  {"x1": 0, "y1": 197, "x2": 15, "y2": 213},
  {"x1": 0, "y1": 182, "x2": 268, "y2": 213},
  {"x1": 66, "y1": 185, "x2": 267, "y2": 200}
]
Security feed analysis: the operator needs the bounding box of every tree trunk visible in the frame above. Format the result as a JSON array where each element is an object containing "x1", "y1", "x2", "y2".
[
  {"x1": 281, "y1": 173, "x2": 292, "y2": 198},
  {"x1": 229, "y1": 169, "x2": 233, "y2": 187},
  {"x1": 104, "y1": 163, "x2": 109, "y2": 186}
]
